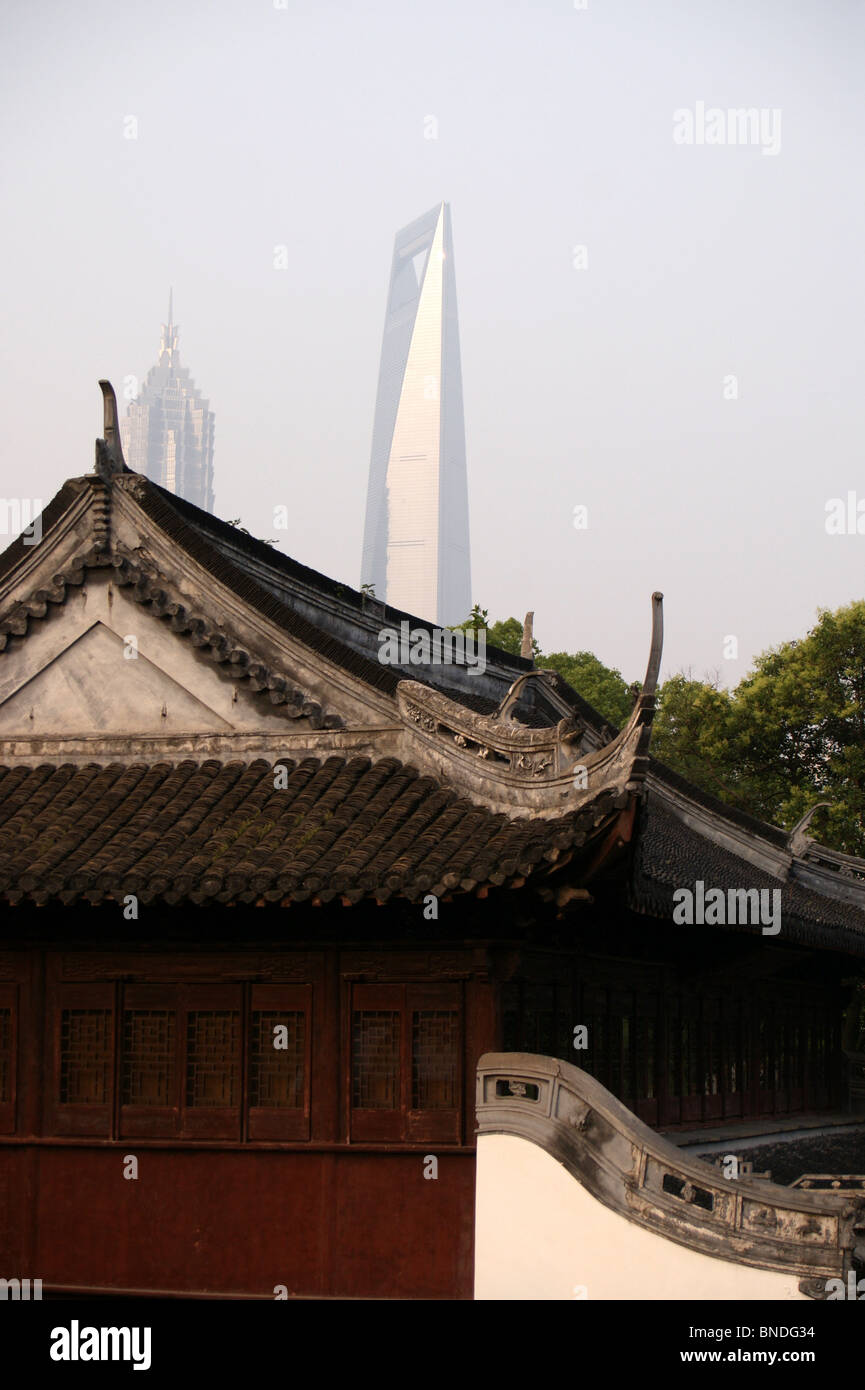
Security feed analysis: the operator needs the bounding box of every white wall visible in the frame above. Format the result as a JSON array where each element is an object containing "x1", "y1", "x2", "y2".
[{"x1": 475, "y1": 1134, "x2": 807, "y2": 1301}]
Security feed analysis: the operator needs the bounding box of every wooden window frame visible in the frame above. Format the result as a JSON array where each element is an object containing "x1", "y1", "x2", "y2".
[
  {"x1": 248, "y1": 984, "x2": 312, "y2": 1141},
  {"x1": 180, "y1": 984, "x2": 243, "y2": 1141},
  {"x1": 348, "y1": 983, "x2": 462, "y2": 1144},
  {"x1": 50, "y1": 984, "x2": 115, "y2": 1137},
  {"x1": 119, "y1": 984, "x2": 181, "y2": 1139}
]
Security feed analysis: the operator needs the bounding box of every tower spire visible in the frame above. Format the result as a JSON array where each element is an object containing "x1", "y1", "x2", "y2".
[{"x1": 159, "y1": 290, "x2": 178, "y2": 365}]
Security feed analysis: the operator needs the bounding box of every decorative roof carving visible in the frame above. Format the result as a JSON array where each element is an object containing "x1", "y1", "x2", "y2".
[
  {"x1": 787, "y1": 803, "x2": 834, "y2": 856},
  {"x1": 395, "y1": 593, "x2": 664, "y2": 818}
]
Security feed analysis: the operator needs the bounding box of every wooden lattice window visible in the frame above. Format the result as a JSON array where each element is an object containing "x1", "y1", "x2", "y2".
[
  {"x1": 722, "y1": 1000, "x2": 741, "y2": 1096},
  {"x1": 507, "y1": 982, "x2": 574, "y2": 1065},
  {"x1": 51, "y1": 985, "x2": 115, "y2": 1136},
  {"x1": 681, "y1": 1014, "x2": 699, "y2": 1097},
  {"x1": 582, "y1": 986, "x2": 608, "y2": 1089},
  {"x1": 119, "y1": 985, "x2": 180, "y2": 1138},
  {"x1": 122, "y1": 984, "x2": 243, "y2": 1141},
  {"x1": 60, "y1": 1009, "x2": 112, "y2": 1104},
  {"x1": 702, "y1": 1000, "x2": 721, "y2": 1097},
  {"x1": 352, "y1": 1012, "x2": 399, "y2": 1110},
  {"x1": 501, "y1": 983, "x2": 520, "y2": 1053},
  {"x1": 637, "y1": 1018, "x2": 657, "y2": 1101},
  {"x1": 250, "y1": 1012, "x2": 304, "y2": 1107},
  {"x1": 759, "y1": 1014, "x2": 772, "y2": 1093},
  {"x1": 411, "y1": 1011, "x2": 458, "y2": 1109},
  {"x1": 248, "y1": 985, "x2": 311, "y2": 1140},
  {"x1": 180, "y1": 986, "x2": 242, "y2": 1140},
  {"x1": 122, "y1": 1011, "x2": 176, "y2": 1107},
  {"x1": 350, "y1": 984, "x2": 462, "y2": 1143},
  {"x1": 186, "y1": 1011, "x2": 240, "y2": 1107},
  {"x1": 619, "y1": 1015, "x2": 633, "y2": 1102}
]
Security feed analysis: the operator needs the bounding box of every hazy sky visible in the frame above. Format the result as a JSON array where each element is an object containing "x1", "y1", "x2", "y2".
[{"x1": 1, "y1": 0, "x2": 862, "y2": 686}]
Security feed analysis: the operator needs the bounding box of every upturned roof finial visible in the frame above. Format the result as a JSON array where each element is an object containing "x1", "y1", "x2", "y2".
[
  {"x1": 94, "y1": 379, "x2": 130, "y2": 481},
  {"x1": 521, "y1": 611, "x2": 535, "y2": 663}
]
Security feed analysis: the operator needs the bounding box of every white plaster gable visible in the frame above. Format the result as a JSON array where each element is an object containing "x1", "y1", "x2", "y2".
[
  {"x1": 0, "y1": 622, "x2": 232, "y2": 736},
  {"x1": 0, "y1": 576, "x2": 314, "y2": 737}
]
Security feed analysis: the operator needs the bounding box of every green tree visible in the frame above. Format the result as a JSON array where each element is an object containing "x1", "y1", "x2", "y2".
[
  {"x1": 652, "y1": 602, "x2": 865, "y2": 855},
  {"x1": 452, "y1": 603, "x2": 489, "y2": 636},
  {"x1": 652, "y1": 674, "x2": 738, "y2": 802},
  {"x1": 539, "y1": 651, "x2": 633, "y2": 727},
  {"x1": 464, "y1": 598, "x2": 865, "y2": 853},
  {"x1": 726, "y1": 602, "x2": 865, "y2": 854},
  {"x1": 454, "y1": 607, "x2": 632, "y2": 725},
  {"x1": 487, "y1": 616, "x2": 540, "y2": 659}
]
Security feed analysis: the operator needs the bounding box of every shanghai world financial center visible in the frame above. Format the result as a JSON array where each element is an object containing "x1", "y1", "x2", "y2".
[{"x1": 361, "y1": 202, "x2": 472, "y2": 627}]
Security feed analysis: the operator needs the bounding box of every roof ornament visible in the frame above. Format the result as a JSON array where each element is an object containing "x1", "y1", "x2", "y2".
[
  {"x1": 493, "y1": 592, "x2": 663, "y2": 727},
  {"x1": 520, "y1": 611, "x2": 534, "y2": 662},
  {"x1": 638, "y1": 591, "x2": 664, "y2": 701},
  {"x1": 94, "y1": 380, "x2": 130, "y2": 481},
  {"x1": 396, "y1": 592, "x2": 664, "y2": 816},
  {"x1": 788, "y1": 802, "x2": 833, "y2": 856},
  {"x1": 491, "y1": 670, "x2": 550, "y2": 725}
]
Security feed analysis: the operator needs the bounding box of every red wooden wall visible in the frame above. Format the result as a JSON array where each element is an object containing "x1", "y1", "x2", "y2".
[{"x1": 0, "y1": 943, "x2": 494, "y2": 1299}]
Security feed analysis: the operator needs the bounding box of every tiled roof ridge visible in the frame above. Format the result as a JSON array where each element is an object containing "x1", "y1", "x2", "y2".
[
  {"x1": 647, "y1": 757, "x2": 793, "y2": 850},
  {"x1": 124, "y1": 475, "x2": 405, "y2": 699},
  {"x1": 0, "y1": 479, "x2": 94, "y2": 587},
  {"x1": 125, "y1": 478, "x2": 575, "y2": 728},
  {"x1": 627, "y1": 795, "x2": 865, "y2": 957},
  {"x1": 150, "y1": 478, "x2": 535, "y2": 670},
  {"x1": 0, "y1": 474, "x2": 525, "y2": 730}
]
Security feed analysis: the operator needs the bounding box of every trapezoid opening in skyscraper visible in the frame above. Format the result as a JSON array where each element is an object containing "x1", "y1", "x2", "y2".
[{"x1": 361, "y1": 202, "x2": 472, "y2": 627}]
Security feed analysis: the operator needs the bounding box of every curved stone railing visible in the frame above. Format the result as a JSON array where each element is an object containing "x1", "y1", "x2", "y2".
[{"x1": 476, "y1": 1053, "x2": 865, "y2": 1297}]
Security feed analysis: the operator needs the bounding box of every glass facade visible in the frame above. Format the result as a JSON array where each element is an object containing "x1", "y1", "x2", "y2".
[
  {"x1": 121, "y1": 296, "x2": 215, "y2": 512},
  {"x1": 361, "y1": 203, "x2": 471, "y2": 626}
]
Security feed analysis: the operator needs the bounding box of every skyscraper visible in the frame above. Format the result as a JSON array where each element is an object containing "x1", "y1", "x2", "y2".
[
  {"x1": 122, "y1": 293, "x2": 215, "y2": 511},
  {"x1": 361, "y1": 203, "x2": 471, "y2": 626}
]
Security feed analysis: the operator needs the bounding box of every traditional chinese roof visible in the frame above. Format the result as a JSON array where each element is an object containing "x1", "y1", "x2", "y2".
[
  {"x1": 1, "y1": 382, "x2": 865, "y2": 951},
  {"x1": 0, "y1": 756, "x2": 629, "y2": 907},
  {"x1": 632, "y1": 780, "x2": 865, "y2": 957}
]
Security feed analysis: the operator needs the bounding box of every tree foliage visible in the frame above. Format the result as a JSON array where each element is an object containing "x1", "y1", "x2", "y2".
[
  {"x1": 456, "y1": 609, "x2": 631, "y2": 725},
  {"x1": 539, "y1": 650, "x2": 634, "y2": 727},
  {"x1": 456, "y1": 601, "x2": 865, "y2": 852},
  {"x1": 653, "y1": 602, "x2": 865, "y2": 855}
]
